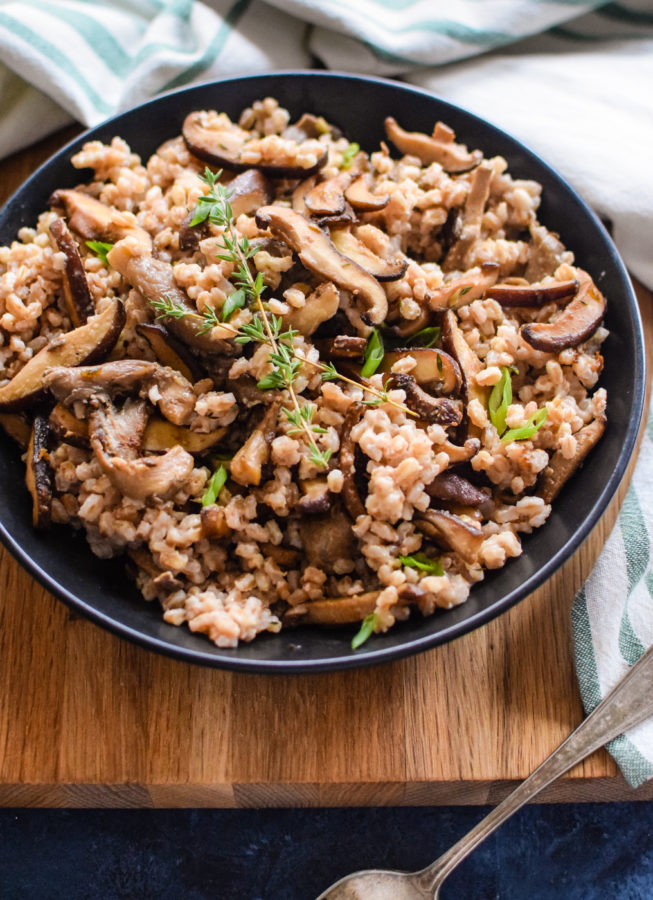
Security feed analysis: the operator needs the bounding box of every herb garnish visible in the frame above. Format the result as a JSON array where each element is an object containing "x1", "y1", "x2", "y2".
[
  {"x1": 398, "y1": 552, "x2": 444, "y2": 575},
  {"x1": 407, "y1": 326, "x2": 441, "y2": 349},
  {"x1": 85, "y1": 240, "x2": 113, "y2": 266},
  {"x1": 340, "y1": 142, "x2": 360, "y2": 170},
  {"x1": 201, "y1": 463, "x2": 228, "y2": 506},
  {"x1": 501, "y1": 407, "x2": 548, "y2": 443},
  {"x1": 361, "y1": 328, "x2": 384, "y2": 377},
  {"x1": 488, "y1": 365, "x2": 548, "y2": 442},
  {"x1": 351, "y1": 612, "x2": 378, "y2": 649}
]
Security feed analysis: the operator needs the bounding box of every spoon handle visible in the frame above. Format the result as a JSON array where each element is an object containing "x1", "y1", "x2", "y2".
[{"x1": 420, "y1": 642, "x2": 653, "y2": 895}]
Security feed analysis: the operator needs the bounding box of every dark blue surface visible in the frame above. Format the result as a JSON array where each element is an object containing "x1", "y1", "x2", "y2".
[{"x1": 1, "y1": 805, "x2": 652, "y2": 898}]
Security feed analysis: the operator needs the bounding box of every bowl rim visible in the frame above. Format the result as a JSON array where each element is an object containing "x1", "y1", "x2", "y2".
[{"x1": 0, "y1": 70, "x2": 646, "y2": 673}]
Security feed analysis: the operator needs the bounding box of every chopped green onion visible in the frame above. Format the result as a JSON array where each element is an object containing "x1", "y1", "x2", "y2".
[
  {"x1": 85, "y1": 240, "x2": 113, "y2": 266},
  {"x1": 351, "y1": 612, "x2": 378, "y2": 650},
  {"x1": 398, "y1": 552, "x2": 444, "y2": 575},
  {"x1": 361, "y1": 328, "x2": 384, "y2": 378},
  {"x1": 408, "y1": 326, "x2": 441, "y2": 349},
  {"x1": 501, "y1": 407, "x2": 548, "y2": 443},
  {"x1": 221, "y1": 288, "x2": 246, "y2": 321},
  {"x1": 201, "y1": 464, "x2": 228, "y2": 506},
  {"x1": 340, "y1": 142, "x2": 360, "y2": 170},
  {"x1": 488, "y1": 366, "x2": 513, "y2": 436}
]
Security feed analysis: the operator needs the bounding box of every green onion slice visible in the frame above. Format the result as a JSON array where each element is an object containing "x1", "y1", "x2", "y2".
[
  {"x1": 351, "y1": 612, "x2": 378, "y2": 650},
  {"x1": 501, "y1": 407, "x2": 548, "y2": 443},
  {"x1": 201, "y1": 464, "x2": 228, "y2": 507},
  {"x1": 408, "y1": 326, "x2": 441, "y2": 349},
  {"x1": 488, "y1": 366, "x2": 513, "y2": 436},
  {"x1": 361, "y1": 328, "x2": 384, "y2": 378},
  {"x1": 398, "y1": 552, "x2": 444, "y2": 575},
  {"x1": 85, "y1": 240, "x2": 113, "y2": 266}
]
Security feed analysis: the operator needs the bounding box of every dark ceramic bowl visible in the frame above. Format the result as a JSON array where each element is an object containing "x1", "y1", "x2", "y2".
[{"x1": 0, "y1": 72, "x2": 645, "y2": 672}]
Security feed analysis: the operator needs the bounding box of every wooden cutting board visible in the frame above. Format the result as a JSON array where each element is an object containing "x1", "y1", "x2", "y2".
[{"x1": 0, "y1": 128, "x2": 651, "y2": 808}]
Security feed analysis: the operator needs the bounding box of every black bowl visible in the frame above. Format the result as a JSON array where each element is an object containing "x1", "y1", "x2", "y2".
[{"x1": 0, "y1": 72, "x2": 645, "y2": 672}]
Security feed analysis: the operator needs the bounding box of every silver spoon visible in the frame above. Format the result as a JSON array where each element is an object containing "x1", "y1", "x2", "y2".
[{"x1": 316, "y1": 643, "x2": 653, "y2": 900}]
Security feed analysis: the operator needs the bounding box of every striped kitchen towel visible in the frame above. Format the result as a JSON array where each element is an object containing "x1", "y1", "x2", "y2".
[{"x1": 0, "y1": 0, "x2": 652, "y2": 784}]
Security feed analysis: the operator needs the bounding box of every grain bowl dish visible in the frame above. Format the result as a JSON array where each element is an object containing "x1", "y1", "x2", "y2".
[{"x1": 0, "y1": 96, "x2": 608, "y2": 650}]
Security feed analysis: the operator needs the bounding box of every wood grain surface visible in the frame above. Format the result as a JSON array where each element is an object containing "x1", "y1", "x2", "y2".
[{"x1": 0, "y1": 127, "x2": 651, "y2": 808}]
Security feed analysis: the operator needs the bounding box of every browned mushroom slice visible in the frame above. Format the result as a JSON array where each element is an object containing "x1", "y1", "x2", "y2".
[
  {"x1": 44, "y1": 359, "x2": 197, "y2": 426},
  {"x1": 416, "y1": 509, "x2": 484, "y2": 564},
  {"x1": 293, "y1": 591, "x2": 381, "y2": 625},
  {"x1": 182, "y1": 111, "x2": 328, "y2": 178},
  {"x1": 444, "y1": 163, "x2": 493, "y2": 270},
  {"x1": 305, "y1": 172, "x2": 351, "y2": 217},
  {"x1": 127, "y1": 547, "x2": 183, "y2": 593},
  {"x1": 136, "y1": 323, "x2": 203, "y2": 382},
  {"x1": 142, "y1": 419, "x2": 227, "y2": 455},
  {"x1": 107, "y1": 239, "x2": 235, "y2": 355},
  {"x1": 230, "y1": 402, "x2": 279, "y2": 487},
  {"x1": 313, "y1": 202, "x2": 358, "y2": 230},
  {"x1": 381, "y1": 348, "x2": 461, "y2": 395},
  {"x1": 298, "y1": 478, "x2": 331, "y2": 515},
  {"x1": 255, "y1": 206, "x2": 388, "y2": 325},
  {"x1": 25, "y1": 415, "x2": 53, "y2": 529},
  {"x1": 0, "y1": 298, "x2": 125, "y2": 412},
  {"x1": 427, "y1": 472, "x2": 490, "y2": 509},
  {"x1": 291, "y1": 176, "x2": 316, "y2": 216},
  {"x1": 284, "y1": 282, "x2": 340, "y2": 337},
  {"x1": 344, "y1": 174, "x2": 390, "y2": 212},
  {"x1": 329, "y1": 227, "x2": 407, "y2": 282},
  {"x1": 200, "y1": 504, "x2": 232, "y2": 540},
  {"x1": 282, "y1": 113, "x2": 335, "y2": 142},
  {"x1": 387, "y1": 374, "x2": 462, "y2": 426},
  {"x1": 339, "y1": 402, "x2": 366, "y2": 520},
  {"x1": 389, "y1": 307, "x2": 430, "y2": 339},
  {"x1": 0, "y1": 413, "x2": 31, "y2": 449},
  {"x1": 49, "y1": 217, "x2": 95, "y2": 326},
  {"x1": 384, "y1": 117, "x2": 482, "y2": 173},
  {"x1": 537, "y1": 416, "x2": 606, "y2": 504},
  {"x1": 521, "y1": 271, "x2": 606, "y2": 352},
  {"x1": 489, "y1": 278, "x2": 579, "y2": 308},
  {"x1": 49, "y1": 189, "x2": 150, "y2": 248},
  {"x1": 315, "y1": 335, "x2": 367, "y2": 360},
  {"x1": 302, "y1": 506, "x2": 355, "y2": 574},
  {"x1": 260, "y1": 542, "x2": 300, "y2": 568},
  {"x1": 430, "y1": 262, "x2": 500, "y2": 310},
  {"x1": 89, "y1": 397, "x2": 194, "y2": 501},
  {"x1": 49, "y1": 403, "x2": 89, "y2": 447},
  {"x1": 441, "y1": 310, "x2": 488, "y2": 436}
]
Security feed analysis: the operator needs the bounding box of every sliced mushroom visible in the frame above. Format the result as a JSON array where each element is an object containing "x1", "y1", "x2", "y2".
[
  {"x1": 428, "y1": 263, "x2": 500, "y2": 310},
  {"x1": 302, "y1": 506, "x2": 354, "y2": 574},
  {"x1": 488, "y1": 278, "x2": 579, "y2": 308},
  {"x1": 255, "y1": 206, "x2": 388, "y2": 325},
  {"x1": 25, "y1": 415, "x2": 52, "y2": 529},
  {"x1": 179, "y1": 169, "x2": 273, "y2": 252},
  {"x1": 260, "y1": 542, "x2": 300, "y2": 568},
  {"x1": 427, "y1": 472, "x2": 490, "y2": 509},
  {"x1": 230, "y1": 402, "x2": 279, "y2": 486},
  {"x1": 137, "y1": 323, "x2": 204, "y2": 382},
  {"x1": 387, "y1": 374, "x2": 462, "y2": 426},
  {"x1": 416, "y1": 509, "x2": 484, "y2": 565},
  {"x1": 107, "y1": 237, "x2": 235, "y2": 355},
  {"x1": 0, "y1": 412, "x2": 31, "y2": 449},
  {"x1": 436, "y1": 208, "x2": 462, "y2": 260},
  {"x1": 441, "y1": 310, "x2": 488, "y2": 436},
  {"x1": 297, "y1": 478, "x2": 331, "y2": 515},
  {"x1": 49, "y1": 189, "x2": 150, "y2": 248},
  {"x1": 143, "y1": 419, "x2": 227, "y2": 455},
  {"x1": 444, "y1": 163, "x2": 493, "y2": 270},
  {"x1": 89, "y1": 396, "x2": 194, "y2": 501},
  {"x1": 49, "y1": 217, "x2": 95, "y2": 326},
  {"x1": 292, "y1": 591, "x2": 381, "y2": 626},
  {"x1": 339, "y1": 402, "x2": 366, "y2": 520},
  {"x1": 384, "y1": 117, "x2": 482, "y2": 173},
  {"x1": 314, "y1": 202, "x2": 358, "y2": 230},
  {"x1": 282, "y1": 113, "x2": 334, "y2": 142},
  {"x1": 389, "y1": 307, "x2": 430, "y2": 339},
  {"x1": 305, "y1": 172, "x2": 351, "y2": 217},
  {"x1": 49, "y1": 403, "x2": 89, "y2": 447},
  {"x1": 381, "y1": 348, "x2": 461, "y2": 395},
  {"x1": 200, "y1": 504, "x2": 232, "y2": 540},
  {"x1": 291, "y1": 176, "x2": 316, "y2": 217},
  {"x1": 127, "y1": 547, "x2": 183, "y2": 594},
  {"x1": 521, "y1": 271, "x2": 606, "y2": 352},
  {"x1": 315, "y1": 335, "x2": 367, "y2": 360},
  {"x1": 344, "y1": 174, "x2": 389, "y2": 212},
  {"x1": 284, "y1": 282, "x2": 340, "y2": 337},
  {"x1": 524, "y1": 224, "x2": 567, "y2": 282},
  {"x1": 182, "y1": 111, "x2": 328, "y2": 178},
  {"x1": 0, "y1": 298, "x2": 125, "y2": 412},
  {"x1": 537, "y1": 416, "x2": 606, "y2": 504},
  {"x1": 330, "y1": 227, "x2": 407, "y2": 282},
  {"x1": 44, "y1": 359, "x2": 196, "y2": 426}
]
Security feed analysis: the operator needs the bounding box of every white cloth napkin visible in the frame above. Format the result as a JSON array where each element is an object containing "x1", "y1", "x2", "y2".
[{"x1": 0, "y1": 0, "x2": 651, "y2": 784}]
